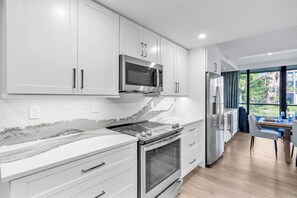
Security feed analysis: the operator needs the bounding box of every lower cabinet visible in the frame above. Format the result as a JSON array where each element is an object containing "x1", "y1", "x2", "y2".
[
  {"x1": 181, "y1": 121, "x2": 204, "y2": 178},
  {"x1": 9, "y1": 143, "x2": 137, "y2": 198}
]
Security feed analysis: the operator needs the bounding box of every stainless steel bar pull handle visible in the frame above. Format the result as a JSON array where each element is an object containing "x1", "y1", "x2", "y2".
[
  {"x1": 190, "y1": 159, "x2": 196, "y2": 164},
  {"x1": 73, "y1": 68, "x2": 76, "y2": 88},
  {"x1": 175, "y1": 82, "x2": 178, "y2": 93},
  {"x1": 189, "y1": 128, "x2": 196, "y2": 132},
  {"x1": 141, "y1": 42, "x2": 144, "y2": 56},
  {"x1": 214, "y1": 63, "x2": 217, "y2": 72},
  {"x1": 177, "y1": 82, "x2": 180, "y2": 93},
  {"x1": 81, "y1": 162, "x2": 105, "y2": 173},
  {"x1": 94, "y1": 191, "x2": 106, "y2": 198},
  {"x1": 144, "y1": 44, "x2": 147, "y2": 57},
  {"x1": 189, "y1": 141, "x2": 196, "y2": 146},
  {"x1": 81, "y1": 69, "x2": 84, "y2": 89}
]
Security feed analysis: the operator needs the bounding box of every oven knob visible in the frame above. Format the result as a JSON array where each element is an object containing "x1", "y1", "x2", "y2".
[
  {"x1": 141, "y1": 131, "x2": 147, "y2": 137},
  {"x1": 147, "y1": 131, "x2": 152, "y2": 135}
]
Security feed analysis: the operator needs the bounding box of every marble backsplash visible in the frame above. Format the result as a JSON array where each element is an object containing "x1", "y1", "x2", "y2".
[{"x1": 0, "y1": 95, "x2": 176, "y2": 146}]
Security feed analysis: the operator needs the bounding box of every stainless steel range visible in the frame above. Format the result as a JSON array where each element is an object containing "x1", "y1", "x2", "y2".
[{"x1": 107, "y1": 121, "x2": 183, "y2": 198}]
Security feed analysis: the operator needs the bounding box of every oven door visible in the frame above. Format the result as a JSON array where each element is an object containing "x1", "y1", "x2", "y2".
[
  {"x1": 140, "y1": 133, "x2": 181, "y2": 198},
  {"x1": 120, "y1": 55, "x2": 163, "y2": 93}
]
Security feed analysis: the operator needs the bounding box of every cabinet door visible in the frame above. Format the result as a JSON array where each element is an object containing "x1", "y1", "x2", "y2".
[
  {"x1": 176, "y1": 46, "x2": 188, "y2": 96},
  {"x1": 206, "y1": 46, "x2": 221, "y2": 74},
  {"x1": 160, "y1": 38, "x2": 176, "y2": 95},
  {"x1": 78, "y1": 0, "x2": 119, "y2": 95},
  {"x1": 143, "y1": 29, "x2": 160, "y2": 63},
  {"x1": 6, "y1": 0, "x2": 77, "y2": 94},
  {"x1": 120, "y1": 17, "x2": 143, "y2": 59}
]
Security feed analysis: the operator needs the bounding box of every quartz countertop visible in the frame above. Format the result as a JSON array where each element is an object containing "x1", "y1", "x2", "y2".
[{"x1": 0, "y1": 128, "x2": 137, "y2": 182}]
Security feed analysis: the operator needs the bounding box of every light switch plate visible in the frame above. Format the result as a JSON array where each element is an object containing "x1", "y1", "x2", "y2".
[
  {"x1": 151, "y1": 101, "x2": 155, "y2": 109},
  {"x1": 29, "y1": 106, "x2": 40, "y2": 119},
  {"x1": 93, "y1": 103, "x2": 99, "y2": 113}
]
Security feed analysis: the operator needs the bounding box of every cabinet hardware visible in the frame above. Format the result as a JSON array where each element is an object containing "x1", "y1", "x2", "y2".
[
  {"x1": 81, "y1": 69, "x2": 84, "y2": 89},
  {"x1": 214, "y1": 63, "x2": 217, "y2": 72},
  {"x1": 177, "y1": 82, "x2": 180, "y2": 93},
  {"x1": 189, "y1": 159, "x2": 196, "y2": 165},
  {"x1": 73, "y1": 68, "x2": 76, "y2": 88},
  {"x1": 189, "y1": 128, "x2": 196, "y2": 132},
  {"x1": 141, "y1": 42, "x2": 144, "y2": 56},
  {"x1": 175, "y1": 82, "x2": 178, "y2": 93},
  {"x1": 189, "y1": 141, "x2": 196, "y2": 147},
  {"x1": 81, "y1": 162, "x2": 105, "y2": 173},
  {"x1": 94, "y1": 191, "x2": 106, "y2": 198},
  {"x1": 144, "y1": 44, "x2": 147, "y2": 57}
]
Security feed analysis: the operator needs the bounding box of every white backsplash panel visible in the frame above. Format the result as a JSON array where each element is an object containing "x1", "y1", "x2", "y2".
[{"x1": 0, "y1": 95, "x2": 176, "y2": 162}]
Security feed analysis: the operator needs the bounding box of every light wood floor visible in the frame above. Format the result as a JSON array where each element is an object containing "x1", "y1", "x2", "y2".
[{"x1": 179, "y1": 132, "x2": 297, "y2": 198}]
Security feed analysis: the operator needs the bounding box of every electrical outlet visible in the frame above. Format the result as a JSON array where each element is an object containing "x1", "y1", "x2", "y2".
[
  {"x1": 93, "y1": 103, "x2": 99, "y2": 113},
  {"x1": 150, "y1": 101, "x2": 155, "y2": 109},
  {"x1": 29, "y1": 106, "x2": 40, "y2": 119}
]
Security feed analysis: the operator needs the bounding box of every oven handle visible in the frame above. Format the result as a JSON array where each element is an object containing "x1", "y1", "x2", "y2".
[{"x1": 143, "y1": 134, "x2": 181, "y2": 152}]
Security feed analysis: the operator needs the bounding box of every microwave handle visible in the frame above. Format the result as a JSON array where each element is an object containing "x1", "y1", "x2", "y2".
[{"x1": 157, "y1": 69, "x2": 160, "y2": 87}]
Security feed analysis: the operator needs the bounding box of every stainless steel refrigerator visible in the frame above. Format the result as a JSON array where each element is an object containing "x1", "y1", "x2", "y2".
[{"x1": 206, "y1": 72, "x2": 225, "y2": 166}]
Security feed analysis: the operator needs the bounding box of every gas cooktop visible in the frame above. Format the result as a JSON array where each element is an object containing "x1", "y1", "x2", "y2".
[{"x1": 107, "y1": 121, "x2": 183, "y2": 144}]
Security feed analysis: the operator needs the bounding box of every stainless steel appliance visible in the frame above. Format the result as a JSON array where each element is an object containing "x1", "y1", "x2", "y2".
[
  {"x1": 206, "y1": 72, "x2": 225, "y2": 166},
  {"x1": 120, "y1": 55, "x2": 163, "y2": 93},
  {"x1": 107, "y1": 121, "x2": 183, "y2": 198}
]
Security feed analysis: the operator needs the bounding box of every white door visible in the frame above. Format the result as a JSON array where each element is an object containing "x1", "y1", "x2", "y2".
[
  {"x1": 176, "y1": 46, "x2": 188, "y2": 96},
  {"x1": 143, "y1": 29, "x2": 160, "y2": 64},
  {"x1": 160, "y1": 38, "x2": 176, "y2": 95},
  {"x1": 78, "y1": 0, "x2": 119, "y2": 95},
  {"x1": 6, "y1": 0, "x2": 77, "y2": 94},
  {"x1": 120, "y1": 17, "x2": 143, "y2": 59}
]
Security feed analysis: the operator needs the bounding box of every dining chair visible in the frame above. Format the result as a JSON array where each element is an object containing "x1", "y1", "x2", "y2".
[
  {"x1": 248, "y1": 114, "x2": 279, "y2": 157},
  {"x1": 291, "y1": 121, "x2": 297, "y2": 167}
]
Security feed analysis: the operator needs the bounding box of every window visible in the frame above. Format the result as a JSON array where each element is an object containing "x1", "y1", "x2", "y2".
[
  {"x1": 249, "y1": 71, "x2": 280, "y2": 117},
  {"x1": 287, "y1": 69, "x2": 297, "y2": 116},
  {"x1": 239, "y1": 73, "x2": 247, "y2": 109}
]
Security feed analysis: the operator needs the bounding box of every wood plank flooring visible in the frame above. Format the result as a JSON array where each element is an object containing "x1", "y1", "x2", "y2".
[{"x1": 179, "y1": 132, "x2": 297, "y2": 198}]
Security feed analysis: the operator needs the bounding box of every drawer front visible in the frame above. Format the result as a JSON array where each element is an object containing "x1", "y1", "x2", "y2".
[
  {"x1": 182, "y1": 121, "x2": 203, "y2": 136},
  {"x1": 10, "y1": 143, "x2": 137, "y2": 198},
  {"x1": 181, "y1": 132, "x2": 200, "y2": 154},
  {"x1": 181, "y1": 145, "x2": 202, "y2": 178},
  {"x1": 48, "y1": 160, "x2": 137, "y2": 198}
]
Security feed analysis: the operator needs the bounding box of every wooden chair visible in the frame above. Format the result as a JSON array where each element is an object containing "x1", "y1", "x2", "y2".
[
  {"x1": 248, "y1": 115, "x2": 279, "y2": 157},
  {"x1": 291, "y1": 121, "x2": 297, "y2": 167}
]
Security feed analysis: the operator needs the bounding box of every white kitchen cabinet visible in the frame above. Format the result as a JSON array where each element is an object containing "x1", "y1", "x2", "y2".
[
  {"x1": 181, "y1": 121, "x2": 204, "y2": 178},
  {"x1": 176, "y1": 46, "x2": 189, "y2": 96},
  {"x1": 4, "y1": 0, "x2": 119, "y2": 96},
  {"x1": 120, "y1": 17, "x2": 160, "y2": 63},
  {"x1": 6, "y1": 0, "x2": 76, "y2": 94},
  {"x1": 78, "y1": 0, "x2": 119, "y2": 95},
  {"x1": 223, "y1": 109, "x2": 238, "y2": 143},
  {"x1": 161, "y1": 38, "x2": 188, "y2": 96},
  {"x1": 206, "y1": 45, "x2": 221, "y2": 75},
  {"x1": 8, "y1": 143, "x2": 137, "y2": 198}
]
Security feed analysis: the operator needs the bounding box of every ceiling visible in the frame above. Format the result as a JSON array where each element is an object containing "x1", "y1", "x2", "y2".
[
  {"x1": 95, "y1": 0, "x2": 297, "y2": 49},
  {"x1": 217, "y1": 26, "x2": 297, "y2": 70}
]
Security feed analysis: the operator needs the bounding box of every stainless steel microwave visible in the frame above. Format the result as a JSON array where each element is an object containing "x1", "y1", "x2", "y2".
[{"x1": 119, "y1": 55, "x2": 163, "y2": 93}]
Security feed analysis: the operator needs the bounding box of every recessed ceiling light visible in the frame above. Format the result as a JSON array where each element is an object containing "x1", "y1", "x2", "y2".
[
  {"x1": 198, "y1": 34, "x2": 206, "y2": 39},
  {"x1": 267, "y1": 53, "x2": 272, "y2": 56},
  {"x1": 223, "y1": 68, "x2": 226, "y2": 70}
]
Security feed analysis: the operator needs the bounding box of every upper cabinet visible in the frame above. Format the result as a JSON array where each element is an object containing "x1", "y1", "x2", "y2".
[
  {"x1": 77, "y1": 0, "x2": 119, "y2": 95},
  {"x1": 4, "y1": 0, "x2": 119, "y2": 95},
  {"x1": 120, "y1": 17, "x2": 160, "y2": 64},
  {"x1": 6, "y1": 0, "x2": 76, "y2": 94},
  {"x1": 161, "y1": 38, "x2": 188, "y2": 96},
  {"x1": 206, "y1": 45, "x2": 221, "y2": 75}
]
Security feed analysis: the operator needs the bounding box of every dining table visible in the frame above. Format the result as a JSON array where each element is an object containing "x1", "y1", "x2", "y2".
[{"x1": 258, "y1": 118, "x2": 292, "y2": 163}]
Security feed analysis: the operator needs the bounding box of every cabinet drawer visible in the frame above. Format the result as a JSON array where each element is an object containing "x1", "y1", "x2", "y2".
[
  {"x1": 182, "y1": 121, "x2": 203, "y2": 136},
  {"x1": 10, "y1": 144, "x2": 136, "y2": 198},
  {"x1": 48, "y1": 160, "x2": 137, "y2": 198},
  {"x1": 181, "y1": 132, "x2": 200, "y2": 154},
  {"x1": 181, "y1": 146, "x2": 202, "y2": 178}
]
